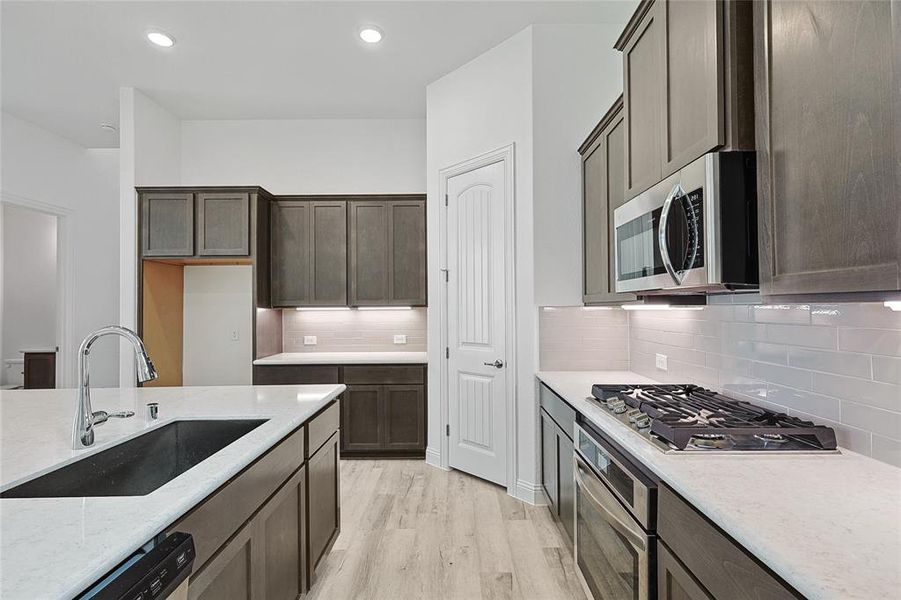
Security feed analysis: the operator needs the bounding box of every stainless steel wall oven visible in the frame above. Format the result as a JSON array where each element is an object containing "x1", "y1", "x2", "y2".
[{"x1": 574, "y1": 417, "x2": 658, "y2": 600}]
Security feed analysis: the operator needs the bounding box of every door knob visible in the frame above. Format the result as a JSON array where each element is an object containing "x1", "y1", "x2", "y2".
[{"x1": 483, "y1": 359, "x2": 504, "y2": 369}]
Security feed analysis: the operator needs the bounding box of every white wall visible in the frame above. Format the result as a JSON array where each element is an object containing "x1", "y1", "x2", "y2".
[
  {"x1": 426, "y1": 28, "x2": 536, "y2": 497},
  {"x1": 1, "y1": 111, "x2": 120, "y2": 387},
  {"x1": 426, "y1": 25, "x2": 624, "y2": 501},
  {"x1": 532, "y1": 24, "x2": 624, "y2": 307},
  {"x1": 118, "y1": 88, "x2": 182, "y2": 385},
  {"x1": 1, "y1": 204, "x2": 57, "y2": 385},
  {"x1": 180, "y1": 119, "x2": 426, "y2": 194},
  {"x1": 182, "y1": 265, "x2": 253, "y2": 386}
]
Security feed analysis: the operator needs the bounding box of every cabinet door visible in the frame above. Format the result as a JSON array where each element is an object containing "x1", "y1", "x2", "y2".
[
  {"x1": 557, "y1": 430, "x2": 575, "y2": 543},
  {"x1": 661, "y1": 0, "x2": 724, "y2": 174},
  {"x1": 388, "y1": 200, "x2": 427, "y2": 305},
  {"x1": 383, "y1": 385, "x2": 425, "y2": 450},
  {"x1": 271, "y1": 201, "x2": 311, "y2": 306},
  {"x1": 341, "y1": 385, "x2": 382, "y2": 452},
  {"x1": 188, "y1": 519, "x2": 259, "y2": 600},
  {"x1": 540, "y1": 410, "x2": 559, "y2": 513},
  {"x1": 657, "y1": 541, "x2": 713, "y2": 600},
  {"x1": 307, "y1": 433, "x2": 340, "y2": 585},
  {"x1": 582, "y1": 103, "x2": 638, "y2": 304},
  {"x1": 623, "y1": 0, "x2": 665, "y2": 198},
  {"x1": 348, "y1": 201, "x2": 389, "y2": 305},
  {"x1": 755, "y1": 0, "x2": 900, "y2": 296},
  {"x1": 23, "y1": 352, "x2": 55, "y2": 389},
  {"x1": 255, "y1": 466, "x2": 306, "y2": 600},
  {"x1": 196, "y1": 192, "x2": 250, "y2": 256},
  {"x1": 309, "y1": 201, "x2": 348, "y2": 305},
  {"x1": 141, "y1": 192, "x2": 194, "y2": 256}
]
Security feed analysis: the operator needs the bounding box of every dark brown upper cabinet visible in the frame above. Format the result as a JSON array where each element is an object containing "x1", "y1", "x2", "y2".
[
  {"x1": 270, "y1": 199, "x2": 348, "y2": 307},
  {"x1": 196, "y1": 192, "x2": 250, "y2": 256},
  {"x1": 139, "y1": 188, "x2": 255, "y2": 258},
  {"x1": 141, "y1": 192, "x2": 194, "y2": 256},
  {"x1": 616, "y1": 0, "x2": 754, "y2": 200},
  {"x1": 580, "y1": 97, "x2": 638, "y2": 305},
  {"x1": 754, "y1": 0, "x2": 900, "y2": 298},
  {"x1": 349, "y1": 197, "x2": 426, "y2": 306}
]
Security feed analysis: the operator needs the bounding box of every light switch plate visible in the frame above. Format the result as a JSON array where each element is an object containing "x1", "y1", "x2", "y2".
[
  {"x1": 230, "y1": 330, "x2": 239, "y2": 342},
  {"x1": 393, "y1": 334, "x2": 407, "y2": 345},
  {"x1": 655, "y1": 353, "x2": 668, "y2": 371},
  {"x1": 304, "y1": 336, "x2": 317, "y2": 346}
]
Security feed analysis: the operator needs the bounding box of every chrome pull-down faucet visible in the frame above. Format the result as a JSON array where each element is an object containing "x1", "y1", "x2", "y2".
[{"x1": 73, "y1": 326, "x2": 158, "y2": 449}]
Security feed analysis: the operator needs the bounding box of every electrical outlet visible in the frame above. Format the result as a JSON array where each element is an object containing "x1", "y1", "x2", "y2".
[
  {"x1": 230, "y1": 330, "x2": 239, "y2": 342},
  {"x1": 655, "y1": 353, "x2": 668, "y2": 371},
  {"x1": 393, "y1": 334, "x2": 407, "y2": 345},
  {"x1": 303, "y1": 336, "x2": 317, "y2": 346}
]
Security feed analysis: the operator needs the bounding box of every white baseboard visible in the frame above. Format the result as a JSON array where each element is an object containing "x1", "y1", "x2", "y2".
[
  {"x1": 512, "y1": 479, "x2": 544, "y2": 505},
  {"x1": 425, "y1": 447, "x2": 446, "y2": 470}
]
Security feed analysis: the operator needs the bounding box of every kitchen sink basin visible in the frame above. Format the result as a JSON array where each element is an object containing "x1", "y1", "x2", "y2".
[{"x1": 0, "y1": 419, "x2": 268, "y2": 498}]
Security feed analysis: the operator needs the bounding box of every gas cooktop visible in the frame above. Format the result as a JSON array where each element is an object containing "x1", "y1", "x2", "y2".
[{"x1": 590, "y1": 384, "x2": 839, "y2": 453}]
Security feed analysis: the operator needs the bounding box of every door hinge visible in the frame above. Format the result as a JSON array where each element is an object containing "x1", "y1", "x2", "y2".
[
  {"x1": 446, "y1": 424, "x2": 450, "y2": 436},
  {"x1": 445, "y1": 193, "x2": 449, "y2": 207},
  {"x1": 445, "y1": 347, "x2": 450, "y2": 359},
  {"x1": 440, "y1": 268, "x2": 449, "y2": 282}
]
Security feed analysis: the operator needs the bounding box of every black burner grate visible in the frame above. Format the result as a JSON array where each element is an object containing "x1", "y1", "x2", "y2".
[{"x1": 591, "y1": 384, "x2": 838, "y2": 451}]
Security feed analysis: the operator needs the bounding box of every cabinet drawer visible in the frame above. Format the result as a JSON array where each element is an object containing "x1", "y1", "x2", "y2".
[
  {"x1": 168, "y1": 426, "x2": 305, "y2": 570},
  {"x1": 307, "y1": 401, "x2": 339, "y2": 458},
  {"x1": 343, "y1": 365, "x2": 425, "y2": 385},
  {"x1": 253, "y1": 365, "x2": 340, "y2": 385},
  {"x1": 539, "y1": 383, "x2": 575, "y2": 440},
  {"x1": 658, "y1": 485, "x2": 799, "y2": 600}
]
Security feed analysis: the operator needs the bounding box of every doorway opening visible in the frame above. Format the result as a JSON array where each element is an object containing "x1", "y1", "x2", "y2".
[{"x1": 1, "y1": 200, "x2": 67, "y2": 389}]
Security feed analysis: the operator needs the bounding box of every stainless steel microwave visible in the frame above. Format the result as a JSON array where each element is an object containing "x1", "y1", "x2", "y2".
[{"x1": 614, "y1": 151, "x2": 758, "y2": 294}]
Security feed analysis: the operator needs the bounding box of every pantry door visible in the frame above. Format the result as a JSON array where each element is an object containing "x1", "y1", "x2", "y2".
[{"x1": 445, "y1": 157, "x2": 510, "y2": 486}]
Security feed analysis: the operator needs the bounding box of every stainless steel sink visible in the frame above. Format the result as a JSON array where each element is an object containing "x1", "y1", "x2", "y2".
[{"x1": 0, "y1": 419, "x2": 268, "y2": 498}]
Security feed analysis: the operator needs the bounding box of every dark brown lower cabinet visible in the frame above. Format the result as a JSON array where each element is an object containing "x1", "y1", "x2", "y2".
[
  {"x1": 341, "y1": 383, "x2": 426, "y2": 456},
  {"x1": 188, "y1": 465, "x2": 306, "y2": 600},
  {"x1": 658, "y1": 485, "x2": 800, "y2": 600},
  {"x1": 657, "y1": 540, "x2": 712, "y2": 600},
  {"x1": 23, "y1": 351, "x2": 56, "y2": 389},
  {"x1": 171, "y1": 401, "x2": 339, "y2": 600},
  {"x1": 307, "y1": 432, "x2": 340, "y2": 587},
  {"x1": 254, "y1": 363, "x2": 427, "y2": 458}
]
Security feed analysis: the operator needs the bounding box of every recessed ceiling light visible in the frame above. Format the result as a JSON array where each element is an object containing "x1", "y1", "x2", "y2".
[
  {"x1": 146, "y1": 30, "x2": 175, "y2": 48},
  {"x1": 359, "y1": 27, "x2": 383, "y2": 44}
]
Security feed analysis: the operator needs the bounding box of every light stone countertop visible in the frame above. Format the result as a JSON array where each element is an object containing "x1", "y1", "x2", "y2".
[
  {"x1": 537, "y1": 370, "x2": 901, "y2": 600},
  {"x1": 0, "y1": 384, "x2": 345, "y2": 600},
  {"x1": 253, "y1": 351, "x2": 428, "y2": 365}
]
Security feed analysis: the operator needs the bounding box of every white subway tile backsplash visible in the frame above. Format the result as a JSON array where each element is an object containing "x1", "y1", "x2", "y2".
[
  {"x1": 840, "y1": 402, "x2": 901, "y2": 441},
  {"x1": 787, "y1": 348, "x2": 872, "y2": 379},
  {"x1": 626, "y1": 301, "x2": 901, "y2": 468},
  {"x1": 838, "y1": 328, "x2": 901, "y2": 357},
  {"x1": 872, "y1": 435, "x2": 901, "y2": 468},
  {"x1": 539, "y1": 307, "x2": 631, "y2": 371},
  {"x1": 281, "y1": 308, "x2": 427, "y2": 352}
]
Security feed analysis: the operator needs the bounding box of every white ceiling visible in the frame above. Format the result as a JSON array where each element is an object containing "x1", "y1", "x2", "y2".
[{"x1": 1, "y1": 1, "x2": 636, "y2": 148}]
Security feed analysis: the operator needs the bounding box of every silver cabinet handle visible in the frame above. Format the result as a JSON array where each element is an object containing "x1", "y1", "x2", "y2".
[{"x1": 483, "y1": 359, "x2": 504, "y2": 369}]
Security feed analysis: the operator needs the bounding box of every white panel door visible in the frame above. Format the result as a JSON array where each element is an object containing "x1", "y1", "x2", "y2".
[{"x1": 446, "y1": 160, "x2": 507, "y2": 486}]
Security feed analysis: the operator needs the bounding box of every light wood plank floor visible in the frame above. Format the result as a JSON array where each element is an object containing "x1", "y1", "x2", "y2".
[{"x1": 307, "y1": 460, "x2": 586, "y2": 600}]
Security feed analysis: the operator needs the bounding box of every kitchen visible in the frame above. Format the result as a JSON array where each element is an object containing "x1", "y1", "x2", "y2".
[{"x1": 0, "y1": 1, "x2": 899, "y2": 599}]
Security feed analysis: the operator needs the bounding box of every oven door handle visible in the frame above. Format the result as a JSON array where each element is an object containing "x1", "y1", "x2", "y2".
[
  {"x1": 575, "y1": 458, "x2": 647, "y2": 552},
  {"x1": 658, "y1": 183, "x2": 684, "y2": 286}
]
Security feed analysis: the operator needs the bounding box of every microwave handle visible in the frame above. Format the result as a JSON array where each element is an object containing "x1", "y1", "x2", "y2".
[
  {"x1": 658, "y1": 184, "x2": 683, "y2": 285},
  {"x1": 575, "y1": 457, "x2": 647, "y2": 551}
]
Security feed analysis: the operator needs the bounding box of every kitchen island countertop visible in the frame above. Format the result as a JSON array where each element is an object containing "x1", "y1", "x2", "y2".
[{"x1": 0, "y1": 383, "x2": 344, "y2": 600}]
